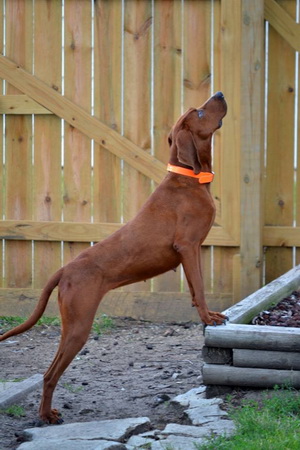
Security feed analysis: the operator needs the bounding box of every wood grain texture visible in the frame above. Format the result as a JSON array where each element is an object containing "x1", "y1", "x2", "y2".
[
  {"x1": 233, "y1": 348, "x2": 300, "y2": 370},
  {"x1": 93, "y1": 0, "x2": 122, "y2": 224},
  {"x1": 4, "y1": 0, "x2": 33, "y2": 289},
  {"x1": 63, "y1": 0, "x2": 92, "y2": 263},
  {"x1": 265, "y1": 0, "x2": 296, "y2": 282},
  {"x1": 203, "y1": 363, "x2": 300, "y2": 388},
  {"x1": 205, "y1": 323, "x2": 300, "y2": 351},
  {"x1": 123, "y1": 0, "x2": 152, "y2": 292},
  {"x1": 33, "y1": 0, "x2": 62, "y2": 288},
  {"x1": 0, "y1": 95, "x2": 51, "y2": 114},
  {"x1": 152, "y1": 0, "x2": 182, "y2": 292},
  {"x1": 240, "y1": 0, "x2": 264, "y2": 298}
]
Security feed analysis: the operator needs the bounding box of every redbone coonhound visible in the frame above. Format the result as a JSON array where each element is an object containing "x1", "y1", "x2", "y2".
[{"x1": 0, "y1": 91, "x2": 227, "y2": 424}]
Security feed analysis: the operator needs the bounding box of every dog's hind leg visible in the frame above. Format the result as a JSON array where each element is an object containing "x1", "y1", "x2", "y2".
[{"x1": 39, "y1": 288, "x2": 104, "y2": 424}]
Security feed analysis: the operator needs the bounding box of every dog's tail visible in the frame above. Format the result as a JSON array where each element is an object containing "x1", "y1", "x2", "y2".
[{"x1": 0, "y1": 268, "x2": 63, "y2": 341}]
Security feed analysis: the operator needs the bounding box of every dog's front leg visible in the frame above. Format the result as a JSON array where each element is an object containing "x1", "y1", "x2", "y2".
[{"x1": 174, "y1": 241, "x2": 226, "y2": 325}]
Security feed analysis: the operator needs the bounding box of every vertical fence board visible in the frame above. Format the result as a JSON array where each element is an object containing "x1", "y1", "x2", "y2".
[
  {"x1": 93, "y1": 0, "x2": 122, "y2": 224},
  {"x1": 63, "y1": 0, "x2": 92, "y2": 264},
  {"x1": 239, "y1": 0, "x2": 264, "y2": 298},
  {"x1": 33, "y1": 0, "x2": 62, "y2": 288},
  {"x1": 123, "y1": 0, "x2": 152, "y2": 292},
  {"x1": 152, "y1": 0, "x2": 182, "y2": 292},
  {"x1": 4, "y1": 0, "x2": 33, "y2": 289},
  {"x1": 265, "y1": 0, "x2": 295, "y2": 282},
  {"x1": 211, "y1": 0, "x2": 240, "y2": 301},
  {"x1": 182, "y1": 0, "x2": 213, "y2": 295}
]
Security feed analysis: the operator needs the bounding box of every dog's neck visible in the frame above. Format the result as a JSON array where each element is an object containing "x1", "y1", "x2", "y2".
[{"x1": 169, "y1": 149, "x2": 212, "y2": 173}]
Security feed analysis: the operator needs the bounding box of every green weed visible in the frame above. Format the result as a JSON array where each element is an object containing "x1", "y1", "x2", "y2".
[
  {"x1": 196, "y1": 386, "x2": 300, "y2": 450},
  {"x1": 0, "y1": 315, "x2": 60, "y2": 332},
  {"x1": 92, "y1": 314, "x2": 115, "y2": 335},
  {"x1": 0, "y1": 405, "x2": 26, "y2": 418}
]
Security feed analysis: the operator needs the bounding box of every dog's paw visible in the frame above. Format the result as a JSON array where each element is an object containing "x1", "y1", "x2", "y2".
[{"x1": 40, "y1": 409, "x2": 64, "y2": 425}]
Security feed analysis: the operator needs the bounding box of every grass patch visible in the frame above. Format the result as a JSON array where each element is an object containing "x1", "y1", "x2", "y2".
[
  {"x1": 0, "y1": 315, "x2": 114, "y2": 335},
  {"x1": 197, "y1": 386, "x2": 300, "y2": 450},
  {"x1": 0, "y1": 315, "x2": 61, "y2": 332},
  {"x1": 92, "y1": 314, "x2": 115, "y2": 335},
  {"x1": 0, "y1": 405, "x2": 26, "y2": 418}
]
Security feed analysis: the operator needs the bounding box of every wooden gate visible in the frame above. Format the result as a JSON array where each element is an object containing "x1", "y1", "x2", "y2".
[{"x1": 0, "y1": 0, "x2": 297, "y2": 321}]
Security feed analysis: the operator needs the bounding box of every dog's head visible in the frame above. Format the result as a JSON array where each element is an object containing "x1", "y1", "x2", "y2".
[{"x1": 168, "y1": 92, "x2": 227, "y2": 174}]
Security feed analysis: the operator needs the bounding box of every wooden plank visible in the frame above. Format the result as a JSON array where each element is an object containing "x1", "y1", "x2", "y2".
[
  {"x1": 205, "y1": 323, "x2": 300, "y2": 351},
  {"x1": 265, "y1": 0, "x2": 296, "y2": 283},
  {"x1": 219, "y1": 0, "x2": 241, "y2": 243},
  {"x1": 0, "y1": 95, "x2": 52, "y2": 114},
  {"x1": 233, "y1": 348, "x2": 300, "y2": 370},
  {"x1": 183, "y1": 0, "x2": 211, "y2": 107},
  {"x1": 0, "y1": 55, "x2": 166, "y2": 184},
  {"x1": 0, "y1": 288, "x2": 233, "y2": 323},
  {"x1": 33, "y1": 0, "x2": 62, "y2": 288},
  {"x1": 240, "y1": 0, "x2": 264, "y2": 298},
  {"x1": 4, "y1": 0, "x2": 33, "y2": 290},
  {"x1": 209, "y1": 0, "x2": 241, "y2": 305},
  {"x1": 264, "y1": 0, "x2": 300, "y2": 52},
  {"x1": 264, "y1": 226, "x2": 300, "y2": 246},
  {"x1": 223, "y1": 264, "x2": 300, "y2": 324},
  {"x1": 202, "y1": 364, "x2": 300, "y2": 388},
  {"x1": 63, "y1": 0, "x2": 92, "y2": 263},
  {"x1": 152, "y1": 0, "x2": 182, "y2": 292},
  {"x1": 0, "y1": 220, "x2": 238, "y2": 246},
  {"x1": 123, "y1": 0, "x2": 152, "y2": 292},
  {"x1": 0, "y1": 220, "x2": 120, "y2": 242},
  {"x1": 93, "y1": 0, "x2": 122, "y2": 224},
  {"x1": 183, "y1": 0, "x2": 213, "y2": 297}
]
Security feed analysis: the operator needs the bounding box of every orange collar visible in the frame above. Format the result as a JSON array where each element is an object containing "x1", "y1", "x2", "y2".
[{"x1": 167, "y1": 164, "x2": 214, "y2": 184}]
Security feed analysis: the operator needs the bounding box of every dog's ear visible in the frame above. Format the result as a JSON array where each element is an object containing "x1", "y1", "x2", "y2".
[{"x1": 176, "y1": 129, "x2": 202, "y2": 174}]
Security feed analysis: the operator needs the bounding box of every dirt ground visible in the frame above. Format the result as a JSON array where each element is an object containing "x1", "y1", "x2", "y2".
[{"x1": 0, "y1": 318, "x2": 205, "y2": 449}]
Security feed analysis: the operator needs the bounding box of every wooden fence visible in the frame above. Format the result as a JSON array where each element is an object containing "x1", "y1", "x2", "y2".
[{"x1": 0, "y1": 0, "x2": 298, "y2": 321}]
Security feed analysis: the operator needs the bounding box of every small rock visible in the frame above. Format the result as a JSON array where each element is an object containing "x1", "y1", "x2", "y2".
[
  {"x1": 153, "y1": 393, "x2": 171, "y2": 406},
  {"x1": 163, "y1": 329, "x2": 175, "y2": 337},
  {"x1": 63, "y1": 403, "x2": 72, "y2": 410},
  {"x1": 146, "y1": 344, "x2": 153, "y2": 350},
  {"x1": 80, "y1": 349, "x2": 89, "y2": 356},
  {"x1": 79, "y1": 408, "x2": 94, "y2": 415}
]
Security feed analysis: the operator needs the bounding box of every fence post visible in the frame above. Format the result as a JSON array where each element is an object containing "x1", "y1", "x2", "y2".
[{"x1": 239, "y1": 0, "x2": 265, "y2": 298}]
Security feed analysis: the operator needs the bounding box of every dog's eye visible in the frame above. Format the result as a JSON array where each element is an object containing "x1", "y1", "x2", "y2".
[{"x1": 198, "y1": 110, "x2": 204, "y2": 119}]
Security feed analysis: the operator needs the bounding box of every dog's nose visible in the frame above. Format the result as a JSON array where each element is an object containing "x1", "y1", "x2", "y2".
[{"x1": 214, "y1": 91, "x2": 224, "y2": 99}]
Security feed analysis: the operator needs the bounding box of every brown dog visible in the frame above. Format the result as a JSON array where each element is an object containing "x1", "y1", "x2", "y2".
[{"x1": 0, "y1": 91, "x2": 227, "y2": 424}]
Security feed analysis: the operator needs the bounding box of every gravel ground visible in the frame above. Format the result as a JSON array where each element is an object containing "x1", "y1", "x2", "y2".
[{"x1": 0, "y1": 318, "x2": 205, "y2": 449}]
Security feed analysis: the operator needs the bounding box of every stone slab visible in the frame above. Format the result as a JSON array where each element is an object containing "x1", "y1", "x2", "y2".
[
  {"x1": 172, "y1": 386, "x2": 206, "y2": 407},
  {"x1": 186, "y1": 404, "x2": 228, "y2": 425},
  {"x1": 161, "y1": 423, "x2": 216, "y2": 438},
  {"x1": 17, "y1": 439, "x2": 127, "y2": 450},
  {"x1": 151, "y1": 435, "x2": 205, "y2": 450},
  {"x1": 0, "y1": 374, "x2": 43, "y2": 408},
  {"x1": 22, "y1": 417, "x2": 151, "y2": 443},
  {"x1": 0, "y1": 381, "x2": 16, "y2": 393}
]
